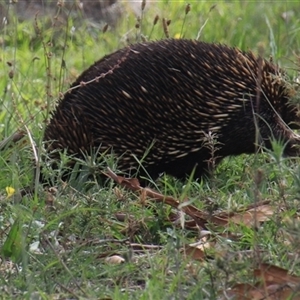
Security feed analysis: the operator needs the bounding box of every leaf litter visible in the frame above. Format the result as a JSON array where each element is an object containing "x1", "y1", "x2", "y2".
[{"x1": 105, "y1": 168, "x2": 300, "y2": 299}]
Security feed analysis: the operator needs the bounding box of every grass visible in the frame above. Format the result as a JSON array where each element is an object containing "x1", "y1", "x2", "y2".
[{"x1": 1, "y1": 0, "x2": 300, "y2": 299}]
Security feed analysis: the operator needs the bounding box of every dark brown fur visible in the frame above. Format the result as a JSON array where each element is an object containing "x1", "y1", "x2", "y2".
[{"x1": 44, "y1": 39, "x2": 300, "y2": 181}]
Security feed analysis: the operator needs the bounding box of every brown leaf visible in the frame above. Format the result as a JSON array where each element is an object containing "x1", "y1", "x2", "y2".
[
  {"x1": 226, "y1": 283, "x2": 264, "y2": 300},
  {"x1": 182, "y1": 245, "x2": 205, "y2": 261},
  {"x1": 226, "y1": 282, "x2": 300, "y2": 300},
  {"x1": 254, "y1": 263, "x2": 300, "y2": 286},
  {"x1": 224, "y1": 263, "x2": 300, "y2": 299},
  {"x1": 225, "y1": 204, "x2": 274, "y2": 227},
  {"x1": 266, "y1": 284, "x2": 300, "y2": 300}
]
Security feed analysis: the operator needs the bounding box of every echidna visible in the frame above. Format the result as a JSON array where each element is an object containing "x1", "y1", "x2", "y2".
[{"x1": 44, "y1": 39, "x2": 300, "y2": 181}]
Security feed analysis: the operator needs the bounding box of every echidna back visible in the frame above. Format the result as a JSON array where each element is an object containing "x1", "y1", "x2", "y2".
[{"x1": 44, "y1": 39, "x2": 300, "y2": 181}]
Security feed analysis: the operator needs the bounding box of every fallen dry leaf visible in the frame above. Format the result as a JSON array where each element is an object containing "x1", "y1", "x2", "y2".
[
  {"x1": 225, "y1": 283, "x2": 264, "y2": 300},
  {"x1": 181, "y1": 244, "x2": 206, "y2": 261},
  {"x1": 229, "y1": 204, "x2": 274, "y2": 227},
  {"x1": 226, "y1": 282, "x2": 300, "y2": 300},
  {"x1": 254, "y1": 263, "x2": 300, "y2": 286},
  {"x1": 224, "y1": 263, "x2": 300, "y2": 300}
]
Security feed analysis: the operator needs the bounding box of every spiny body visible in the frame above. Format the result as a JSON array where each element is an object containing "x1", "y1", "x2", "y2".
[{"x1": 44, "y1": 39, "x2": 300, "y2": 181}]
